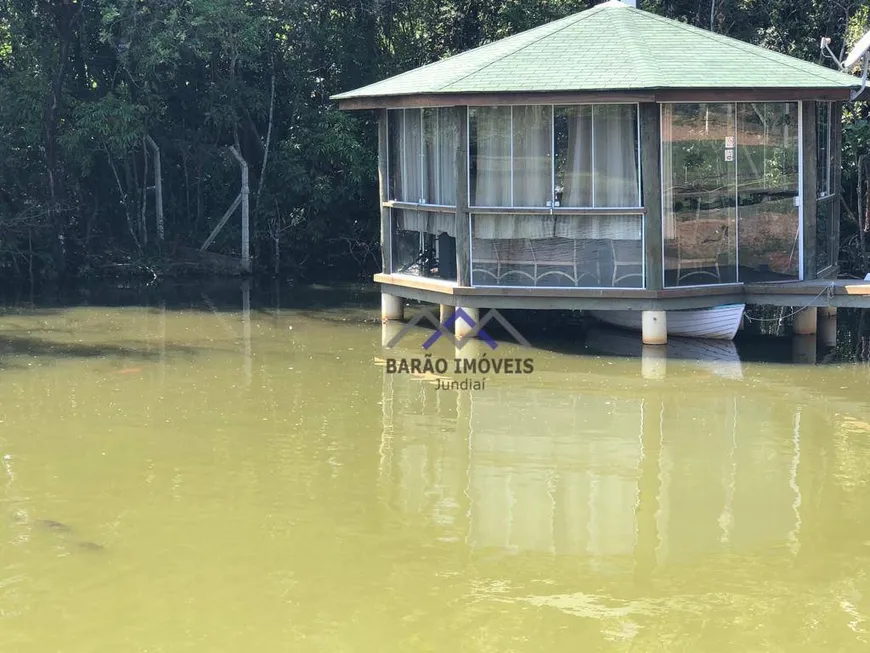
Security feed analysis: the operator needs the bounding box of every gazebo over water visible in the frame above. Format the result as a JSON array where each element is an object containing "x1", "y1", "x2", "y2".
[{"x1": 333, "y1": 0, "x2": 864, "y2": 343}]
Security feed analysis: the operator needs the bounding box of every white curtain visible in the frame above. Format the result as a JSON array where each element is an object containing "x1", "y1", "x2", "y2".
[
  {"x1": 404, "y1": 110, "x2": 423, "y2": 203},
  {"x1": 425, "y1": 107, "x2": 458, "y2": 205},
  {"x1": 398, "y1": 210, "x2": 456, "y2": 237},
  {"x1": 388, "y1": 109, "x2": 423, "y2": 203},
  {"x1": 561, "y1": 105, "x2": 593, "y2": 206},
  {"x1": 474, "y1": 104, "x2": 641, "y2": 240},
  {"x1": 593, "y1": 104, "x2": 639, "y2": 207},
  {"x1": 472, "y1": 106, "x2": 511, "y2": 206},
  {"x1": 512, "y1": 105, "x2": 551, "y2": 207}
]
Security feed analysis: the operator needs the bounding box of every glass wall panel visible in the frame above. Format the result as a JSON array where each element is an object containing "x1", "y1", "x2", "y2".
[
  {"x1": 816, "y1": 197, "x2": 833, "y2": 271},
  {"x1": 555, "y1": 106, "x2": 593, "y2": 207},
  {"x1": 662, "y1": 103, "x2": 738, "y2": 287},
  {"x1": 388, "y1": 109, "x2": 423, "y2": 202},
  {"x1": 512, "y1": 105, "x2": 552, "y2": 207},
  {"x1": 470, "y1": 107, "x2": 511, "y2": 206},
  {"x1": 736, "y1": 102, "x2": 800, "y2": 281},
  {"x1": 391, "y1": 209, "x2": 457, "y2": 279},
  {"x1": 593, "y1": 104, "x2": 640, "y2": 207},
  {"x1": 817, "y1": 101, "x2": 831, "y2": 198},
  {"x1": 554, "y1": 105, "x2": 639, "y2": 208},
  {"x1": 423, "y1": 107, "x2": 459, "y2": 205},
  {"x1": 471, "y1": 213, "x2": 642, "y2": 287}
]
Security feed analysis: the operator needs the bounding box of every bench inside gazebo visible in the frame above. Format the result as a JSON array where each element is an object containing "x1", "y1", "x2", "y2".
[{"x1": 334, "y1": 0, "x2": 867, "y2": 343}]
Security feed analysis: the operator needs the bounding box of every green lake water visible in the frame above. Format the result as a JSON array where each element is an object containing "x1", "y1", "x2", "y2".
[{"x1": 1, "y1": 283, "x2": 869, "y2": 652}]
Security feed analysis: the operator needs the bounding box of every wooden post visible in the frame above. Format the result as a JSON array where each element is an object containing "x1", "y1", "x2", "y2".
[
  {"x1": 230, "y1": 146, "x2": 250, "y2": 273},
  {"x1": 801, "y1": 101, "x2": 818, "y2": 280},
  {"x1": 640, "y1": 103, "x2": 663, "y2": 291},
  {"x1": 378, "y1": 110, "x2": 391, "y2": 273},
  {"x1": 145, "y1": 135, "x2": 164, "y2": 242},
  {"x1": 831, "y1": 101, "x2": 843, "y2": 270},
  {"x1": 455, "y1": 106, "x2": 471, "y2": 286}
]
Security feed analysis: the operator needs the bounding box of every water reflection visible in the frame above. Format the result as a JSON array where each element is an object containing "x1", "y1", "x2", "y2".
[{"x1": 378, "y1": 339, "x2": 867, "y2": 569}]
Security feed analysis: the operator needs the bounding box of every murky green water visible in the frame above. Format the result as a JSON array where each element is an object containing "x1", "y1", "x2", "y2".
[{"x1": 1, "y1": 284, "x2": 869, "y2": 651}]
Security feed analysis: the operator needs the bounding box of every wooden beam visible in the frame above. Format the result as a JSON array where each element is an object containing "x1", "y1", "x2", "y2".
[
  {"x1": 377, "y1": 109, "x2": 391, "y2": 273},
  {"x1": 640, "y1": 103, "x2": 663, "y2": 291},
  {"x1": 336, "y1": 88, "x2": 852, "y2": 111},
  {"x1": 654, "y1": 88, "x2": 851, "y2": 102},
  {"x1": 455, "y1": 106, "x2": 471, "y2": 286},
  {"x1": 801, "y1": 101, "x2": 818, "y2": 280},
  {"x1": 831, "y1": 101, "x2": 843, "y2": 269}
]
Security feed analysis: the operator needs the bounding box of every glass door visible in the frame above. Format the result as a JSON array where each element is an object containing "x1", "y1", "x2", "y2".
[
  {"x1": 736, "y1": 102, "x2": 800, "y2": 281},
  {"x1": 662, "y1": 103, "x2": 738, "y2": 287}
]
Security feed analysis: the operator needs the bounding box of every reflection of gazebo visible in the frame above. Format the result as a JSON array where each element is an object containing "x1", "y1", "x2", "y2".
[{"x1": 335, "y1": 0, "x2": 867, "y2": 343}]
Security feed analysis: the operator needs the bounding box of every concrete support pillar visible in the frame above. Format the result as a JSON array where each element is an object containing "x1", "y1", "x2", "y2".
[
  {"x1": 641, "y1": 345, "x2": 667, "y2": 380},
  {"x1": 819, "y1": 306, "x2": 838, "y2": 348},
  {"x1": 793, "y1": 306, "x2": 818, "y2": 335},
  {"x1": 642, "y1": 310, "x2": 667, "y2": 345},
  {"x1": 381, "y1": 293, "x2": 404, "y2": 322},
  {"x1": 439, "y1": 304, "x2": 455, "y2": 324},
  {"x1": 792, "y1": 334, "x2": 817, "y2": 364},
  {"x1": 454, "y1": 306, "x2": 479, "y2": 340}
]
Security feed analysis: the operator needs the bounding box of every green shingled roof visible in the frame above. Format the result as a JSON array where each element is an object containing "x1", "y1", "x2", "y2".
[{"x1": 333, "y1": 0, "x2": 859, "y2": 101}]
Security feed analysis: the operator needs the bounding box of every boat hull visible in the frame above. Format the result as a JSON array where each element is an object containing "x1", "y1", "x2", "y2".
[{"x1": 589, "y1": 304, "x2": 745, "y2": 341}]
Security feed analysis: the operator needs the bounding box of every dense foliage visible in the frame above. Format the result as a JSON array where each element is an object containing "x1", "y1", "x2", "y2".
[{"x1": 0, "y1": 0, "x2": 867, "y2": 281}]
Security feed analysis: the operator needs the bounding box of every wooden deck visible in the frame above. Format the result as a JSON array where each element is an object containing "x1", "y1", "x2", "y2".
[{"x1": 374, "y1": 273, "x2": 870, "y2": 311}]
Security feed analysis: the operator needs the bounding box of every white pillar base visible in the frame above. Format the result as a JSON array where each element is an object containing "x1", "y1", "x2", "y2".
[
  {"x1": 642, "y1": 311, "x2": 668, "y2": 345},
  {"x1": 439, "y1": 304, "x2": 455, "y2": 324},
  {"x1": 381, "y1": 293, "x2": 404, "y2": 322},
  {"x1": 819, "y1": 307, "x2": 837, "y2": 348},
  {"x1": 455, "y1": 307, "x2": 480, "y2": 340},
  {"x1": 793, "y1": 306, "x2": 817, "y2": 335}
]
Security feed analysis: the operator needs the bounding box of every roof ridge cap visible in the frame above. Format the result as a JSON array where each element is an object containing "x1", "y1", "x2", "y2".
[{"x1": 637, "y1": 10, "x2": 855, "y2": 86}]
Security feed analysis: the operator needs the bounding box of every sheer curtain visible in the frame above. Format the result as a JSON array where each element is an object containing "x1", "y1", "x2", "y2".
[
  {"x1": 472, "y1": 107, "x2": 511, "y2": 206},
  {"x1": 475, "y1": 106, "x2": 553, "y2": 239},
  {"x1": 426, "y1": 107, "x2": 458, "y2": 205},
  {"x1": 593, "y1": 104, "x2": 639, "y2": 207},
  {"x1": 560, "y1": 105, "x2": 593, "y2": 206},
  {"x1": 400, "y1": 107, "x2": 456, "y2": 236},
  {"x1": 512, "y1": 105, "x2": 551, "y2": 206}
]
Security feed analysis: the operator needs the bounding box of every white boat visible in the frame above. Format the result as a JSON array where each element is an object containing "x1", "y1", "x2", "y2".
[{"x1": 589, "y1": 304, "x2": 745, "y2": 341}]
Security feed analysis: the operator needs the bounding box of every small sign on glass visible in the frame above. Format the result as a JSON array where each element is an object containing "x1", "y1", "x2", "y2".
[
  {"x1": 724, "y1": 149, "x2": 734, "y2": 162},
  {"x1": 725, "y1": 136, "x2": 734, "y2": 148}
]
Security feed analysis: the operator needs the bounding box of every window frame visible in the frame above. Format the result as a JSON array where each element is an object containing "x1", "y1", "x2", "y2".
[{"x1": 467, "y1": 103, "x2": 643, "y2": 212}]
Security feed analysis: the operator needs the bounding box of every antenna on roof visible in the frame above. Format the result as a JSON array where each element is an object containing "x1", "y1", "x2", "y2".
[{"x1": 821, "y1": 30, "x2": 870, "y2": 101}]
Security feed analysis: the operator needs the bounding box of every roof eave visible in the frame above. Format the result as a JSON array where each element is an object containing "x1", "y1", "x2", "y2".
[{"x1": 336, "y1": 86, "x2": 855, "y2": 110}]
